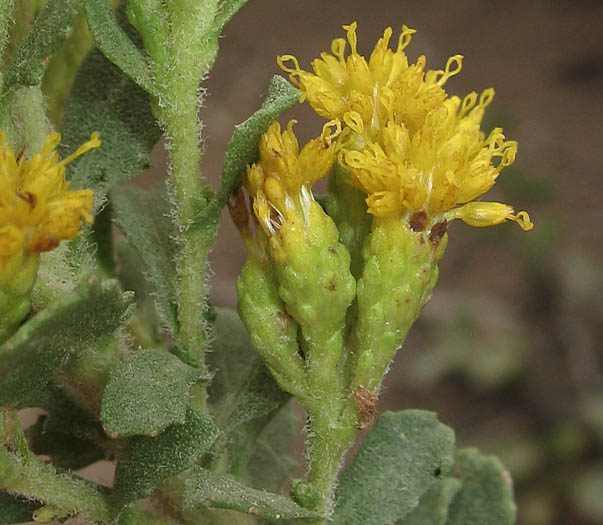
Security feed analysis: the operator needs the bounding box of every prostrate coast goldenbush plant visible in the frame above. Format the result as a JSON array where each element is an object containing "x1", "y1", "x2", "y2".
[{"x1": 0, "y1": 3, "x2": 530, "y2": 524}]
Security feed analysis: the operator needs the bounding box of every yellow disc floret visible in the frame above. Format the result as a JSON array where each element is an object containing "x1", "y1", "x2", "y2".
[
  {"x1": 340, "y1": 94, "x2": 533, "y2": 231},
  {"x1": 279, "y1": 22, "x2": 533, "y2": 233},
  {"x1": 278, "y1": 22, "x2": 462, "y2": 137},
  {"x1": 0, "y1": 130, "x2": 100, "y2": 276},
  {"x1": 244, "y1": 119, "x2": 341, "y2": 236}
]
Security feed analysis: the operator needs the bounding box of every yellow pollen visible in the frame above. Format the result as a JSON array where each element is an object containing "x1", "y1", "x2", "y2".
[{"x1": 0, "y1": 130, "x2": 99, "y2": 275}]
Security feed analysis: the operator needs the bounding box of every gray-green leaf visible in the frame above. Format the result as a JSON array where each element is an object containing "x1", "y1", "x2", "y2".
[
  {"x1": 100, "y1": 349, "x2": 201, "y2": 438},
  {"x1": 83, "y1": 0, "x2": 156, "y2": 95},
  {"x1": 445, "y1": 448, "x2": 516, "y2": 525},
  {"x1": 0, "y1": 276, "x2": 134, "y2": 406},
  {"x1": 181, "y1": 467, "x2": 321, "y2": 520},
  {"x1": 60, "y1": 44, "x2": 161, "y2": 207},
  {"x1": 112, "y1": 408, "x2": 220, "y2": 507},
  {"x1": 399, "y1": 478, "x2": 462, "y2": 525},
  {"x1": 332, "y1": 410, "x2": 456, "y2": 525},
  {"x1": 2, "y1": 0, "x2": 82, "y2": 92},
  {"x1": 244, "y1": 400, "x2": 299, "y2": 492},
  {"x1": 213, "y1": 0, "x2": 249, "y2": 33},
  {"x1": 116, "y1": 237, "x2": 163, "y2": 347},
  {"x1": 208, "y1": 308, "x2": 289, "y2": 436},
  {"x1": 111, "y1": 182, "x2": 178, "y2": 336},
  {"x1": 195, "y1": 75, "x2": 300, "y2": 231}
]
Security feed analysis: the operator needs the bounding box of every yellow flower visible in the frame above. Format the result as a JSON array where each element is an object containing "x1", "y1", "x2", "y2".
[
  {"x1": 0, "y1": 130, "x2": 100, "y2": 276},
  {"x1": 341, "y1": 100, "x2": 532, "y2": 232},
  {"x1": 279, "y1": 22, "x2": 533, "y2": 234},
  {"x1": 278, "y1": 21, "x2": 461, "y2": 137},
  {"x1": 244, "y1": 119, "x2": 341, "y2": 236}
]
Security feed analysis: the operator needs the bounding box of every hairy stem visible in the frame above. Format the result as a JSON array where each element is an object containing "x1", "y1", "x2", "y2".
[
  {"x1": 295, "y1": 397, "x2": 358, "y2": 522},
  {"x1": 0, "y1": 409, "x2": 116, "y2": 523},
  {"x1": 0, "y1": 450, "x2": 116, "y2": 523},
  {"x1": 153, "y1": 1, "x2": 219, "y2": 410}
]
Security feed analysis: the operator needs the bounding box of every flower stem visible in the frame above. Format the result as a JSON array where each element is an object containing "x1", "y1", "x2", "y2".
[
  {"x1": 294, "y1": 397, "x2": 358, "y2": 522},
  {"x1": 153, "y1": 1, "x2": 219, "y2": 411}
]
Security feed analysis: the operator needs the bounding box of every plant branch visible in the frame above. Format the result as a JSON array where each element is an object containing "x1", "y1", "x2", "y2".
[
  {"x1": 149, "y1": 1, "x2": 219, "y2": 411},
  {"x1": 0, "y1": 409, "x2": 116, "y2": 523}
]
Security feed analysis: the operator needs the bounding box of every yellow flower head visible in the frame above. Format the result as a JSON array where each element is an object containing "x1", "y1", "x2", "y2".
[
  {"x1": 279, "y1": 22, "x2": 533, "y2": 234},
  {"x1": 0, "y1": 131, "x2": 99, "y2": 275},
  {"x1": 278, "y1": 22, "x2": 462, "y2": 137},
  {"x1": 244, "y1": 119, "x2": 341, "y2": 236},
  {"x1": 341, "y1": 97, "x2": 533, "y2": 232}
]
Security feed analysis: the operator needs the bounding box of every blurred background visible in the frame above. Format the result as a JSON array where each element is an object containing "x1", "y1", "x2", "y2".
[{"x1": 171, "y1": 1, "x2": 601, "y2": 523}]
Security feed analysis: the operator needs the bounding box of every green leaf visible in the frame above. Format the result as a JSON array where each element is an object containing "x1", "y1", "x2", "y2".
[
  {"x1": 213, "y1": 0, "x2": 249, "y2": 32},
  {"x1": 60, "y1": 42, "x2": 161, "y2": 207},
  {"x1": 116, "y1": 237, "x2": 163, "y2": 347},
  {"x1": 1, "y1": 0, "x2": 82, "y2": 93},
  {"x1": 83, "y1": 0, "x2": 156, "y2": 95},
  {"x1": 332, "y1": 410, "x2": 456, "y2": 525},
  {"x1": 0, "y1": 276, "x2": 134, "y2": 406},
  {"x1": 207, "y1": 309, "x2": 292, "y2": 488},
  {"x1": 101, "y1": 349, "x2": 201, "y2": 438},
  {"x1": 111, "y1": 182, "x2": 178, "y2": 335},
  {"x1": 112, "y1": 408, "x2": 220, "y2": 507},
  {"x1": 445, "y1": 448, "x2": 516, "y2": 525},
  {"x1": 0, "y1": 491, "x2": 40, "y2": 524},
  {"x1": 398, "y1": 478, "x2": 462, "y2": 525},
  {"x1": 196, "y1": 75, "x2": 300, "y2": 230},
  {"x1": 243, "y1": 400, "x2": 299, "y2": 492},
  {"x1": 181, "y1": 467, "x2": 321, "y2": 520},
  {"x1": 208, "y1": 308, "x2": 289, "y2": 435}
]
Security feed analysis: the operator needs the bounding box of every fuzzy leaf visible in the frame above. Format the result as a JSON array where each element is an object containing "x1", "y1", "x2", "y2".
[
  {"x1": 112, "y1": 408, "x2": 220, "y2": 507},
  {"x1": 208, "y1": 308, "x2": 289, "y2": 435},
  {"x1": 111, "y1": 182, "x2": 178, "y2": 335},
  {"x1": 84, "y1": 0, "x2": 157, "y2": 95},
  {"x1": 116, "y1": 237, "x2": 163, "y2": 347},
  {"x1": 0, "y1": 276, "x2": 134, "y2": 406},
  {"x1": 332, "y1": 410, "x2": 456, "y2": 525},
  {"x1": 60, "y1": 42, "x2": 161, "y2": 207},
  {"x1": 196, "y1": 75, "x2": 300, "y2": 230},
  {"x1": 101, "y1": 349, "x2": 201, "y2": 438},
  {"x1": 213, "y1": 0, "x2": 249, "y2": 32},
  {"x1": 0, "y1": 491, "x2": 40, "y2": 524},
  {"x1": 445, "y1": 448, "x2": 516, "y2": 525},
  {"x1": 181, "y1": 467, "x2": 321, "y2": 520},
  {"x1": 2, "y1": 0, "x2": 82, "y2": 92},
  {"x1": 207, "y1": 310, "x2": 297, "y2": 492},
  {"x1": 243, "y1": 400, "x2": 299, "y2": 492},
  {"x1": 398, "y1": 478, "x2": 462, "y2": 525}
]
